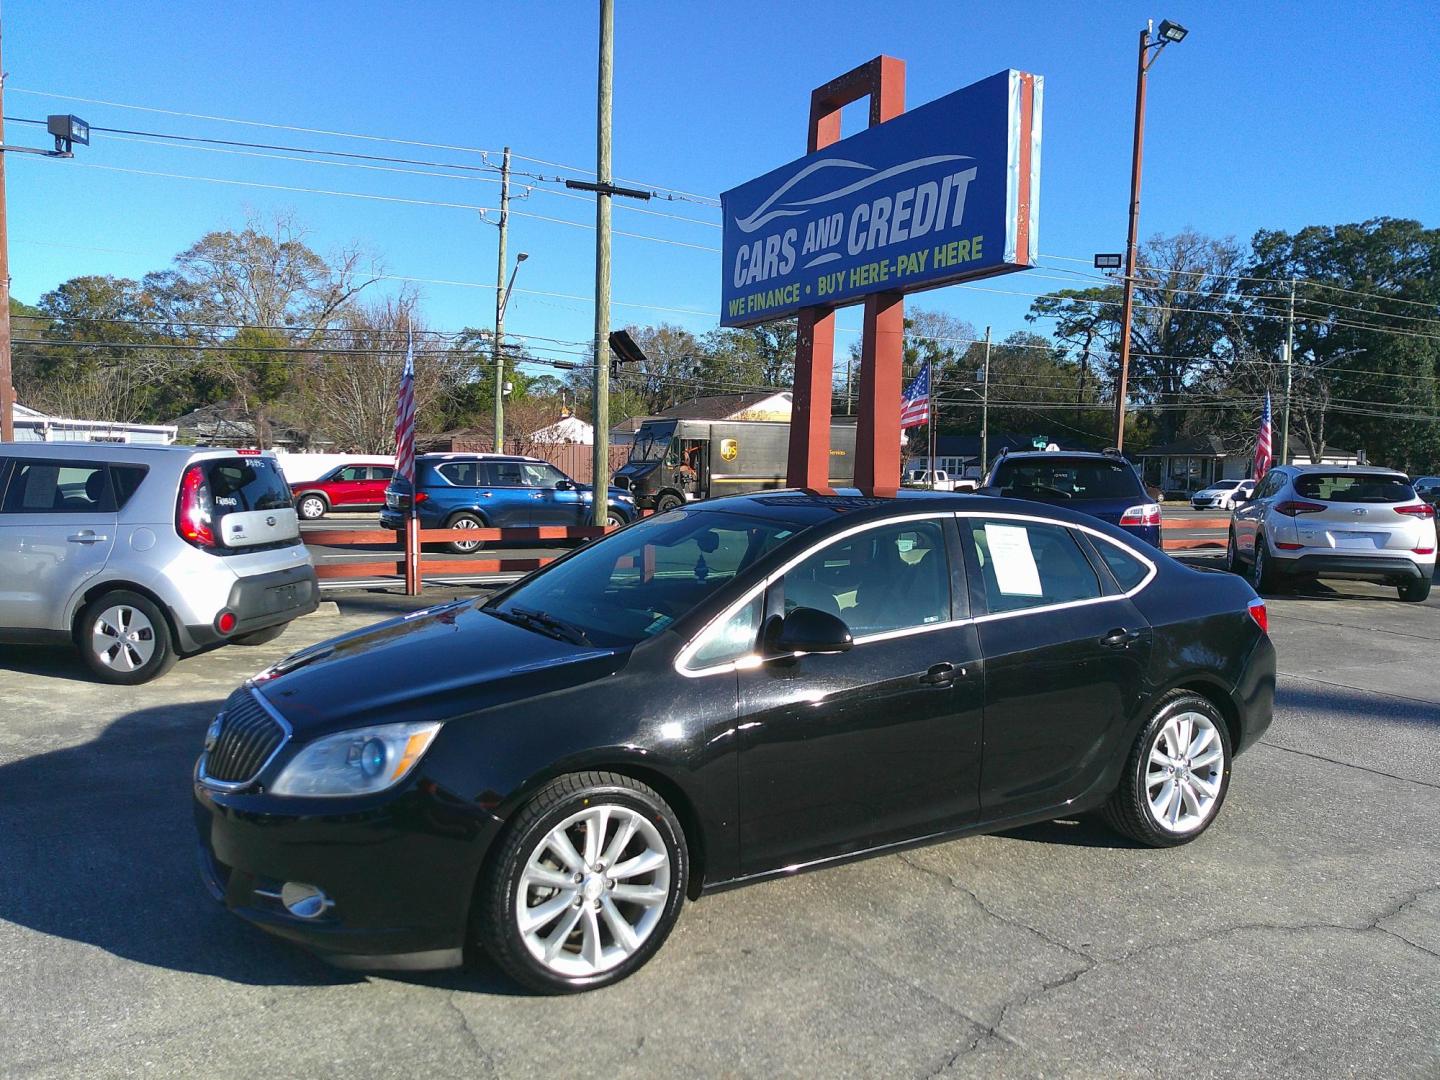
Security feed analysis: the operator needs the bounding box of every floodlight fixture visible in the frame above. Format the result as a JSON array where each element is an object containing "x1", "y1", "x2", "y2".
[{"x1": 1157, "y1": 20, "x2": 1188, "y2": 43}]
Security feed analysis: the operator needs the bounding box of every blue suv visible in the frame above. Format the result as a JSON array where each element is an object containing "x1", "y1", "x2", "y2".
[
  {"x1": 380, "y1": 454, "x2": 636, "y2": 552},
  {"x1": 981, "y1": 450, "x2": 1161, "y2": 547}
]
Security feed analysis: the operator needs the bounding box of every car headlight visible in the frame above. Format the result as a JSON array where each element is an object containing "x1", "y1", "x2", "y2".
[{"x1": 269, "y1": 720, "x2": 442, "y2": 797}]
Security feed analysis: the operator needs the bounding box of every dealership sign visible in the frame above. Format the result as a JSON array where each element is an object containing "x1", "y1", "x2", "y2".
[{"x1": 721, "y1": 69, "x2": 1043, "y2": 328}]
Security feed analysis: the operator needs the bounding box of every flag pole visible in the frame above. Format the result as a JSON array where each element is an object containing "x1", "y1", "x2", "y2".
[{"x1": 928, "y1": 362, "x2": 937, "y2": 489}]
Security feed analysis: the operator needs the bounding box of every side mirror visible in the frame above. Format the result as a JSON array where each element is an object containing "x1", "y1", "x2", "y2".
[
  {"x1": 1231, "y1": 493, "x2": 1248, "y2": 504},
  {"x1": 554, "y1": 479, "x2": 574, "y2": 491},
  {"x1": 771, "y1": 607, "x2": 853, "y2": 657}
]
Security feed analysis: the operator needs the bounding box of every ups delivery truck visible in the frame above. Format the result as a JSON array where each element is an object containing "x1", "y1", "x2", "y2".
[{"x1": 612, "y1": 418, "x2": 858, "y2": 512}]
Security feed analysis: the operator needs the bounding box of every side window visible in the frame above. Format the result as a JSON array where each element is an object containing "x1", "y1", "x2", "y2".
[
  {"x1": 110, "y1": 465, "x2": 149, "y2": 510},
  {"x1": 782, "y1": 519, "x2": 951, "y2": 638},
  {"x1": 369, "y1": 466, "x2": 394, "y2": 480},
  {"x1": 1092, "y1": 536, "x2": 1150, "y2": 592},
  {"x1": 438, "y1": 461, "x2": 480, "y2": 487},
  {"x1": 1, "y1": 460, "x2": 114, "y2": 514},
  {"x1": 1255, "y1": 472, "x2": 1283, "y2": 500},
  {"x1": 337, "y1": 466, "x2": 368, "y2": 481},
  {"x1": 968, "y1": 518, "x2": 1102, "y2": 614},
  {"x1": 492, "y1": 461, "x2": 525, "y2": 486},
  {"x1": 687, "y1": 595, "x2": 763, "y2": 669}
]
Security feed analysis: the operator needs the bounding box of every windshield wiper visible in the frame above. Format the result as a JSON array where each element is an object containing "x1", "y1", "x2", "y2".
[{"x1": 494, "y1": 606, "x2": 593, "y2": 646}]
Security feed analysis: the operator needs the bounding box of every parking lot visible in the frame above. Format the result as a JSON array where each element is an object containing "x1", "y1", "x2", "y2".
[{"x1": 1, "y1": 565, "x2": 1436, "y2": 1079}]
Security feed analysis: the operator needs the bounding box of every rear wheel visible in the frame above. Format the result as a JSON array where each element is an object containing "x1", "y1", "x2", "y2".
[
  {"x1": 78, "y1": 590, "x2": 177, "y2": 685},
  {"x1": 655, "y1": 493, "x2": 684, "y2": 514},
  {"x1": 1399, "y1": 576, "x2": 1432, "y2": 603},
  {"x1": 297, "y1": 494, "x2": 328, "y2": 520},
  {"x1": 1252, "y1": 534, "x2": 1283, "y2": 594},
  {"x1": 446, "y1": 513, "x2": 488, "y2": 554},
  {"x1": 477, "y1": 772, "x2": 687, "y2": 993},
  {"x1": 1102, "y1": 691, "x2": 1232, "y2": 847}
]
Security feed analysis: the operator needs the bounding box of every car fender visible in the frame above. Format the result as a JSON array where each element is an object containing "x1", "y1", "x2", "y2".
[{"x1": 445, "y1": 505, "x2": 492, "y2": 526}]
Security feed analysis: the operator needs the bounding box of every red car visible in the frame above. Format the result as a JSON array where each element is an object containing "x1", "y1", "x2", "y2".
[{"x1": 290, "y1": 464, "x2": 394, "y2": 520}]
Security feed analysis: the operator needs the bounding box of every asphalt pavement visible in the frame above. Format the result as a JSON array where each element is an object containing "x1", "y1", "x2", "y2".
[{"x1": 0, "y1": 569, "x2": 1436, "y2": 1079}]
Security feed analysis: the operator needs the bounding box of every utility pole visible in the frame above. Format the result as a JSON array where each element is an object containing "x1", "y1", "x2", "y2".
[
  {"x1": 1112, "y1": 19, "x2": 1188, "y2": 453},
  {"x1": 0, "y1": 24, "x2": 12, "y2": 442},
  {"x1": 980, "y1": 326, "x2": 992, "y2": 477},
  {"x1": 492, "y1": 147, "x2": 511, "y2": 453},
  {"x1": 590, "y1": 0, "x2": 614, "y2": 526},
  {"x1": 1280, "y1": 276, "x2": 1296, "y2": 466}
]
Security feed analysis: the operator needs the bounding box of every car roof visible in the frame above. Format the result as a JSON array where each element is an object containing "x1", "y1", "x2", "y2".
[
  {"x1": 418, "y1": 452, "x2": 544, "y2": 464},
  {"x1": 993, "y1": 450, "x2": 1132, "y2": 464},
  {"x1": 0, "y1": 442, "x2": 271, "y2": 463},
  {"x1": 1280, "y1": 464, "x2": 1407, "y2": 478}
]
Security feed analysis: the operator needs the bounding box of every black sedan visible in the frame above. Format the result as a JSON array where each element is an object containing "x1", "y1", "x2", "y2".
[{"x1": 194, "y1": 491, "x2": 1274, "y2": 993}]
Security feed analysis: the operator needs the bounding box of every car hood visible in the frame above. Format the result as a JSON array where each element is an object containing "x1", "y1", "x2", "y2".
[{"x1": 253, "y1": 600, "x2": 623, "y2": 738}]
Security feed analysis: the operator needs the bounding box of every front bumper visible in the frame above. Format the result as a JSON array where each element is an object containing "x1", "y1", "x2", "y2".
[
  {"x1": 178, "y1": 561, "x2": 320, "y2": 652},
  {"x1": 1269, "y1": 552, "x2": 1430, "y2": 583},
  {"x1": 193, "y1": 774, "x2": 501, "y2": 970}
]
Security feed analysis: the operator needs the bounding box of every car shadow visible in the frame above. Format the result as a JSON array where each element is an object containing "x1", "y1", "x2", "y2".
[
  {"x1": 996, "y1": 816, "x2": 1145, "y2": 850},
  {"x1": 0, "y1": 697, "x2": 536, "y2": 993},
  {"x1": 0, "y1": 643, "x2": 97, "y2": 683}
]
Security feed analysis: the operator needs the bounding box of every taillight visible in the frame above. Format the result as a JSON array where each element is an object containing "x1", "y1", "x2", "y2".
[
  {"x1": 414, "y1": 492, "x2": 428, "y2": 504},
  {"x1": 1394, "y1": 503, "x2": 1436, "y2": 519},
  {"x1": 1247, "y1": 597, "x2": 1268, "y2": 634},
  {"x1": 1119, "y1": 503, "x2": 1161, "y2": 527},
  {"x1": 177, "y1": 464, "x2": 217, "y2": 548},
  {"x1": 1274, "y1": 500, "x2": 1325, "y2": 517}
]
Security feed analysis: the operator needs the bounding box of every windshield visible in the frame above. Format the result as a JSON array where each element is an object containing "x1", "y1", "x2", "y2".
[
  {"x1": 488, "y1": 509, "x2": 804, "y2": 648},
  {"x1": 1294, "y1": 473, "x2": 1414, "y2": 503},
  {"x1": 629, "y1": 422, "x2": 677, "y2": 465},
  {"x1": 992, "y1": 458, "x2": 1141, "y2": 500}
]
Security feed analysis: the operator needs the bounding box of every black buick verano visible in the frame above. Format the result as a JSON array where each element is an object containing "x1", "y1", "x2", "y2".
[{"x1": 194, "y1": 490, "x2": 1274, "y2": 992}]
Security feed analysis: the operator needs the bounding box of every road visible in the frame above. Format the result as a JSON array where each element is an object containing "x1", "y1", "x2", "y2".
[{"x1": 0, "y1": 570, "x2": 1435, "y2": 1078}]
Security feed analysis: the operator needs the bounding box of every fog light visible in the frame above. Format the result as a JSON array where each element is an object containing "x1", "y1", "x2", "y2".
[
  {"x1": 216, "y1": 611, "x2": 238, "y2": 634},
  {"x1": 280, "y1": 881, "x2": 331, "y2": 919}
]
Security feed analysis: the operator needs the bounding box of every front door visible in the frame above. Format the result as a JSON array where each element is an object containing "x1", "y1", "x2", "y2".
[
  {"x1": 0, "y1": 459, "x2": 118, "y2": 630},
  {"x1": 737, "y1": 516, "x2": 983, "y2": 875},
  {"x1": 521, "y1": 461, "x2": 587, "y2": 525},
  {"x1": 959, "y1": 514, "x2": 1151, "y2": 818},
  {"x1": 327, "y1": 465, "x2": 371, "y2": 508}
]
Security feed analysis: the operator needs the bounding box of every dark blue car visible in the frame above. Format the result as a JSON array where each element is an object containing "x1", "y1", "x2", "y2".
[
  {"x1": 380, "y1": 454, "x2": 636, "y2": 552},
  {"x1": 981, "y1": 450, "x2": 1161, "y2": 547}
]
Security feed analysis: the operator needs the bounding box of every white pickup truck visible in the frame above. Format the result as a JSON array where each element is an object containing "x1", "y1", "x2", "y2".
[{"x1": 902, "y1": 468, "x2": 978, "y2": 492}]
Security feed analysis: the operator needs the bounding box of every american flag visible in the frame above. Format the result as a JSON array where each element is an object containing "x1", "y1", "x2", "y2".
[
  {"x1": 1253, "y1": 391, "x2": 1272, "y2": 479},
  {"x1": 900, "y1": 362, "x2": 931, "y2": 429},
  {"x1": 394, "y1": 330, "x2": 417, "y2": 491}
]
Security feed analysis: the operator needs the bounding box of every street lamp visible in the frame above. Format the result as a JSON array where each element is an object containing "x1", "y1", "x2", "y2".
[{"x1": 1111, "y1": 18, "x2": 1188, "y2": 453}]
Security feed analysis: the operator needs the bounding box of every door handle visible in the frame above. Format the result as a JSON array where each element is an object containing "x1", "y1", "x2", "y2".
[
  {"x1": 67, "y1": 532, "x2": 109, "y2": 544},
  {"x1": 919, "y1": 662, "x2": 963, "y2": 687},
  {"x1": 1099, "y1": 628, "x2": 1142, "y2": 649},
  {"x1": 530, "y1": 492, "x2": 544, "y2": 500}
]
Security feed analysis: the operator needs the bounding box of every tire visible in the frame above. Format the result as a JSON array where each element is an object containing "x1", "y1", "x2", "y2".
[
  {"x1": 231, "y1": 622, "x2": 289, "y2": 646},
  {"x1": 1101, "y1": 691, "x2": 1233, "y2": 847},
  {"x1": 446, "y1": 513, "x2": 488, "y2": 554},
  {"x1": 1251, "y1": 533, "x2": 1282, "y2": 594},
  {"x1": 477, "y1": 771, "x2": 688, "y2": 994},
  {"x1": 655, "y1": 493, "x2": 684, "y2": 514},
  {"x1": 77, "y1": 590, "x2": 178, "y2": 685},
  {"x1": 606, "y1": 512, "x2": 625, "y2": 529},
  {"x1": 297, "y1": 493, "x2": 328, "y2": 520},
  {"x1": 1225, "y1": 527, "x2": 1244, "y2": 574},
  {"x1": 1399, "y1": 576, "x2": 1432, "y2": 603}
]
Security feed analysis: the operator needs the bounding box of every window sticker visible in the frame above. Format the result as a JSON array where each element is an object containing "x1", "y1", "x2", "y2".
[{"x1": 984, "y1": 523, "x2": 1043, "y2": 596}]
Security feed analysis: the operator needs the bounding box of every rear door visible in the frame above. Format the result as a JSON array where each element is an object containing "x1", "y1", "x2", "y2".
[
  {"x1": 201, "y1": 455, "x2": 299, "y2": 549},
  {"x1": 960, "y1": 513, "x2": 1152, "y2": 819},
  {"x1": 0, "y1": 458, "x2": 118, "y2": 630},
  {"x1": 1289, "y1": 472, "x2": 1422, "y2": 557},
  {"x1": 362, "y1": 466, "x2": 394, "y2": 508}
]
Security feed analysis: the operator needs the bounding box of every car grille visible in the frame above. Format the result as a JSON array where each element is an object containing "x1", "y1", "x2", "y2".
[{"x1": 204, "y1": 687, "x2": 287, "y2": 785}]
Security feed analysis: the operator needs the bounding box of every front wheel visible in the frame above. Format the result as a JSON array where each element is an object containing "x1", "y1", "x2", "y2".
[
  {"x1": 1102, "y1": 691, "x2": 1233, "y2": 847},
  {"x1": 1226, "y1": 527, "x2": 1243, "y2": 574},
  {"x1": 297, "y1": 494, "x2": 327, "y2": 520},
  {"x1": 654, "y1": 493, "x2": 684, "y2": 514},
  {"x1": 78, "y1": 590, "x2": 177, "y2": 685},
  {"x1": 476, "y1": 772, "x2": 688, "y2": 993},
  {"x1": 1399, "y1": 576, "x2": 1432, "y2": 603}
]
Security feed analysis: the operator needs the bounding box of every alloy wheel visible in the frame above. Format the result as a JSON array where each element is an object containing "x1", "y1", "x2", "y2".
[
  {"x1": 299, "y1": 496, "x2": 325, "y2": 519},
  {"x1": 451, "y1": 517, "x2": 482, "y2": 551},
  {"x1": 91, "y1": 604, "x2": 157, "y2": 672},
  {"x1": 515, "y1": 804, "x2": 671, "y2": 978},
  {"x1": 1145, "y1": 710, "x2": 1225, "y2": 834}
]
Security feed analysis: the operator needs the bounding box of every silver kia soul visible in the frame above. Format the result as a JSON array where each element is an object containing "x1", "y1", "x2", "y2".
[{"x1": 0, "y1": 443, "x2": 318, "y2": 683}]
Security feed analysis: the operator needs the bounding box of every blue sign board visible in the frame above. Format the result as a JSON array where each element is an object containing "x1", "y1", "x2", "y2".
[{"x1": 720, "y1": 70, "x2": 1043, "y2": 328}]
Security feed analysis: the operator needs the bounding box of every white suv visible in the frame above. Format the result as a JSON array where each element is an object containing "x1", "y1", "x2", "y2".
[
  {"x1": 1228, "y1": 465, "x2": 1436, "y2": 601},
  {"x1": 0, "y1": 444, "x2": 319, "y2": 683}
]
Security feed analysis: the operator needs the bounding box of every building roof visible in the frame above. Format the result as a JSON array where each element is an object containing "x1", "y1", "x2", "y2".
[{"x1": 1134, "y1": 435, "x2": 1234, "y2": 458}]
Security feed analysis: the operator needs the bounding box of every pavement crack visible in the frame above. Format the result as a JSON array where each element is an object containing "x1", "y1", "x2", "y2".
[
  {"x1": 1256, "y1": 740, "x2": 1440, "y2": 790},
  {"x1": 445, "y1": 990, "x2": 495, "y2": 1074}
]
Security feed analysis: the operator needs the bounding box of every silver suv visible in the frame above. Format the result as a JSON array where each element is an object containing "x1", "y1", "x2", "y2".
[
  {"x1": 0, "y1": 444, "x2": 319, "y2": 683},
  {"x1": 1228, "y1": 464, "x2": 1436, "y2": 602}
]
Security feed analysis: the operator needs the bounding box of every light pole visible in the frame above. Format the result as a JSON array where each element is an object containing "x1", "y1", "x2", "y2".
[
  {"x1": 492, "y1": 248, "x2": 528, "y2": 451},
  {"x1": 1112, "y1": 17, "x2": 1187, "y2": 453}
]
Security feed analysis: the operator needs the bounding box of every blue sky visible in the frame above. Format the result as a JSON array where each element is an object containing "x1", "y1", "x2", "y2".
[{"x1": 6, "y1": 0, "x2": 1437, "y2": 373}]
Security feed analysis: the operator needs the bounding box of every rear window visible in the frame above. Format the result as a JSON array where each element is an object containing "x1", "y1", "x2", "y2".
[
  {"x1": 992, "y1": 457, "x2": 1142, "y2": 500},
  {"x1": 111, "y1": 465, "x2": 149, "y2": 509},
  {"x1": 202, "y1": 457, "x2": 292, "y2": 513},
  {"x1": 437, "y1": 460, "x2": 483, "y2": 486},
  {"x1": 1293, "y1": 473, "x2": 1414, "y2": 504}
]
